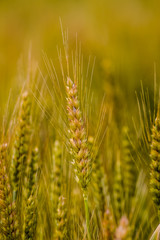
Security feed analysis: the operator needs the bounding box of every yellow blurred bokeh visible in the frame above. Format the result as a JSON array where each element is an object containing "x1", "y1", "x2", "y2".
[{"x1": 0, "y1": 0, "x2": 160, "y2": 107}]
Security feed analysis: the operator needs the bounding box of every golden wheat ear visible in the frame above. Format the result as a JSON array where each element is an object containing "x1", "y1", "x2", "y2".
[
  {"x1": 102, "y1": 208, "x2": 115, "y2": 239},
  {"x1": 115, "y1": 215, "x2": 132, "y2": 240},
  {"x1": 66, "y1": 77, "x2": 92, "y2": 239},
  {"x1": 66, "y1": 77, "x2": 92, "y2": 192},
  {"x1": 0, "y1": 143, "x2": 20, "y2": 240},
  {"x1": 55, "y1": 195, "x2": 68, "y2": 240}
]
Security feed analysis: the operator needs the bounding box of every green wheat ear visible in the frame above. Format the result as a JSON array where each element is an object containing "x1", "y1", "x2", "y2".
[
  {"x1": 50, "y1": 140, "x2": 62, "y2": 213},
  {"x1": 23, "y1": 146, "x2": 39, "y2": 240},
  {"x1": 113, "y1": 151, "x2": 123, "y2": 222},
  {"x1": 88, "y1": 136, "x2": 105, "y2": 216},
  {"x1": 150, "y1": 104, "x2": 160, "y2": 218},
  {"x1": 0, "y1": 143, "x2": 20, "y2": 240},
  {"x1": 12, "y1": 91, "x2": 32, "y2": 199},
  {"x1": 55, "y1": 196, "x2": 68, "y2": 240},
  {"x1": 27, "y1": 146, "x2": 39, "y2": 198},
  {"x1": 122, "y1": 127, "x2": 137, "y2": 214},
  {"x1": 23, "y1": 192, "x2": 37, "y2": 240}
]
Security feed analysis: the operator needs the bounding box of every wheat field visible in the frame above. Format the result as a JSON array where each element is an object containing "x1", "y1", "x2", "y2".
[{"x1": 1, "y1": 1, "x2": 160, "y2": 239}]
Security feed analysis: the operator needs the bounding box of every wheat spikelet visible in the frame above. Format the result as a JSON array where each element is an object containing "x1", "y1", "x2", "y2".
[
  {"x1": 0, "y1": 143, "x2": 20, "y2": 240},
  {"x1": 66, "y1": 77, "x2": 91, "y2": 192},
  {"x1": 150, "y1": 104, "x2": 160, "y2": 218},
  {"x1": 55, "y1": 196, "x2": 68, "y2": 240}
]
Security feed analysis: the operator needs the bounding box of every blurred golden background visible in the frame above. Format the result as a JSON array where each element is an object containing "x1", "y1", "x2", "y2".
[{"x1": 0, "y1": 0, "x2": 160, "y2": 112}]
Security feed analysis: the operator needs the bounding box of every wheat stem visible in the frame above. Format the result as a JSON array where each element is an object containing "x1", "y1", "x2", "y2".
[{"x1": 83, "y1": 192, "x2": 91, "y2": 240}]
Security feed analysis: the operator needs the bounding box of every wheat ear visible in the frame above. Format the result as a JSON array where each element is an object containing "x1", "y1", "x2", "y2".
[
  {"x1": 113, "y1": 151, "x2": 123, "y2": 222},
  {"x1": 88, "y1": 136, "x2": 105, "y2": 216},
  {"x1": 27, "y1": 146, "x2": 39, "y2": 198},
  {"x1": 114, "y1": 216, "x2": 132, "y2": 240},
  {"x1": 23, "y1": 192, "x2": 37, "y2": 240},
  {"x1": 12, "y1": 91, "x2": 32, "y2": 199},
  {"x1": 102, "y1": 208, "x2": 115, "y2": 240},
  {"x1": 0, "y1": 143, "x2": 20, "y2": 240},
  {"x1": 122, "y1": 127, "x2": 137, "y2": 215},
  {"x1": 150, "y1": 104, "x2": 160, "y2": 218},
  {"x1": 55, "y1": 196, "x2": 68, "y2": 240},
  {"x1": 66, "y1": 77, "x2": 92, "y2": 240},
  {"x1": 50, "y1": 140, "x2": 62, "y2": 213}
]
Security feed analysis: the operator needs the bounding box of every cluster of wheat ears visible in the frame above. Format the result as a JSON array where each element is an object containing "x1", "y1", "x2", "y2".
[{"x1": 1, "y1": 31, "x2": 160, "y2": 240}]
